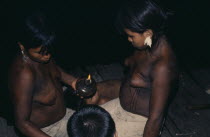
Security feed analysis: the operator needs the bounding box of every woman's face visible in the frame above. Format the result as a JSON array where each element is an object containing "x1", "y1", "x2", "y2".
[
  {"x1": 124, "y1": 29, "x2": 147, "y2": 50},
  {"x1": 27, "y1": 46, "x2": 51, "y2": 63}
]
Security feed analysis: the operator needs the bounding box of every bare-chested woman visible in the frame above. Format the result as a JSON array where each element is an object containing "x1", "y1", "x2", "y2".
[
  {"x1": 85, "y1": 1, "x2": 179, "y2": 137},
  {"x1": 8, "y1": 13, "x2": 77, "y2": 137}
]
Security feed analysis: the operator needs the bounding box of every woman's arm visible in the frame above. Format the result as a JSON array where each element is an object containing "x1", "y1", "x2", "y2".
[
  {"x1": 143, "y1": 61, "x2": 173, "y2": 137},
  {"x1": 9, "y1": 68, "x2": 50, "y2": 137},
  {"x1": 56, "y1": 66, "x2": 78, "y2": 90}
]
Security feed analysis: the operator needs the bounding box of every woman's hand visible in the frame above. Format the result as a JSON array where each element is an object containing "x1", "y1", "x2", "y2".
[{"x1": 71, "y1": 78, "x2": 78, "y2": 90}]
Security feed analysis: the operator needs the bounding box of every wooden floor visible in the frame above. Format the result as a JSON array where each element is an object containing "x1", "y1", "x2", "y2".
[
  {"x1": 1, "y1": 63, "x2": 210, "y2": 137},
  {"x1": 162, "y1": 68, "x2": 210, "y2": 137}
]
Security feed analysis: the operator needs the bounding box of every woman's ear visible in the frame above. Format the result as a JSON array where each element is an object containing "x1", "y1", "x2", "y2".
[
  {"x1": 17, "y1": 42, "x2": 25, "y2": 51},
  {"x1": 143, "y1": 29, "x2": 153, "y2": 38}
]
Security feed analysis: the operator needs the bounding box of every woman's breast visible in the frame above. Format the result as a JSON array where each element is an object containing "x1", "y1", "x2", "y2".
[
  {"x1": 33, "y1": 90, "x2": 57, "y2": 106},
  {"x1": 33, "y1": 78, "x2": 63, "y2": 106},
  {"x1": 119, "y1": 79, "x2": 151, "y2": 116},
  {"x1": 130, "y1": 72, "x2": 151, "y2": 88},
  {"x1": 31, "y1": 95, "x2": 66, "y2": 128}
]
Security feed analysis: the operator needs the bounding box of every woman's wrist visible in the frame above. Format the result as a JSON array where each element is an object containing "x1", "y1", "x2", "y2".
[{"x1": 71, "y1": 78, "x2": 79, "y2": 90}]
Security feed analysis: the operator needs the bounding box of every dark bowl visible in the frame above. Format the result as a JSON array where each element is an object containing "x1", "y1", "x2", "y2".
[{"x1": 75, "y1": 77, "x2": 97, "y2": 98}]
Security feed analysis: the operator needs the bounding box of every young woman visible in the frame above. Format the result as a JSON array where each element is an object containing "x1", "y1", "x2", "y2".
[
  {"x1": 8, "y1": 12, "x2": 77, "y2": 137},
  {"x1": 87, "y1": 1, "x2": 178, "y2": 137}
]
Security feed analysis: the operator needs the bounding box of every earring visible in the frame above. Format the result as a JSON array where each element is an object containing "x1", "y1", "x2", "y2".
[
  {"x1": 21, "y1": 50, "x2": 28, "y2": 62},
  {"x1": 21, "y1": 50, "x2": 24, "y2": 55},
  {"x1": 144, "y1": 36, "x2": 152, "y2": 48}
]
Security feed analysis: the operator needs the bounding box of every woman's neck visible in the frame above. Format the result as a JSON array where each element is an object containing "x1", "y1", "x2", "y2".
[{"x1": 150, "y1": 35, "x2": 168, "y2": 57}]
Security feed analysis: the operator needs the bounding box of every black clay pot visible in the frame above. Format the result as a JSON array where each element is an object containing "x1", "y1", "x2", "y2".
[{"x1": 75, "y1": 77, "x2": 97, "y2": 98}]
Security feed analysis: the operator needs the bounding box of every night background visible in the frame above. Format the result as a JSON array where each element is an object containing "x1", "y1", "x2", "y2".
[
  {"x1": 1, "y1": 0, "x2": 209, "y2": 67},
  {"x1": 1, "y1": 0, "x2": 133, "y2": 67},
  {"x1": 0, "y1": 0, "x2": 210, "y2": 135}
]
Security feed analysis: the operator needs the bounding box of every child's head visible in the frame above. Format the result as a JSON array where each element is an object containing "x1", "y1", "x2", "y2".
[{"x1": 67, "y1": 105, "x2": 117, "y2": 137}]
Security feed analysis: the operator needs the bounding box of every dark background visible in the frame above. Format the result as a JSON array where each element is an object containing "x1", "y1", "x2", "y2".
[
  {"x1": 0, "y1": 0, "x2": 209, "y2": 117},
  {"x1": 1, "y1": 0, "x2": 210, "y2": 67}
]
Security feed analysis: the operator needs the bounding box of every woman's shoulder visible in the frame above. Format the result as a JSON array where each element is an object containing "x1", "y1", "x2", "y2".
[
  {"x1": 9, "y1": 54, "x2": 34, "y2": 76},
  {"x1": 154, "y1": 35, "x2": 175, "y2": 57},
  {"x1": 152, "y1": 36, "x2": 177, "y2": 65}
]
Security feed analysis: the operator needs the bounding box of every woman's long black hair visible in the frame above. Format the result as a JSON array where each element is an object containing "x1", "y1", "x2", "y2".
[
  {"x1": 116, "y1": 0, "x2": 172, "y2": 41},
  {"x1": 17, "y1": 11, "x2": 55, "y2": 54}
]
